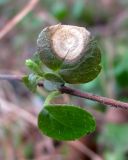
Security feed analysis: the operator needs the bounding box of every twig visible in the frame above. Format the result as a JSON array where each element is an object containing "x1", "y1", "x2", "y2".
[
  {"x1": 59, "y1": 86, "x2": 128, "y2": 109},
  {"x1": 0, "y1": 0, "x2": 39, "y2": 39},
  {"x1": 0, "y1": 74, "x2": 128, "y2": 109},
  {"x1": 0, "y1": 74, "x2": 24, "y2": 81}
]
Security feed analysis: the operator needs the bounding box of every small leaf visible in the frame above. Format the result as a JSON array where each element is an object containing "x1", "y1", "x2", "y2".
[
  {"x1": 44, "y1": 72, "x2": 65, "y2": 84},
  {"x1": 22, "y1": 74, "x2": 40, "y2": 92},
  {"x1": 25, "y1": 59, "x2": 44, "y2": 77},
  {"x1": 43, "y1": 72, "x2": 65, "y2": 91},
  {"x1": 38, "y1": 105, "x2": 96, "y2": 140}
]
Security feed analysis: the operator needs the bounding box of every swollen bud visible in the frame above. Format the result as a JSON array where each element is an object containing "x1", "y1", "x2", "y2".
[{"x1": 37, "y1": 24, "x2": 101, "y2": 84}]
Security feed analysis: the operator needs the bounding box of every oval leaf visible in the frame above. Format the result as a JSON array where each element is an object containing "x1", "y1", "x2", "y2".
[
  {"x1": 38, "y1": 105, "x2": 96, "y2": 140},
  {"x1": 25, "y1": 59, "x2": 44, "y2": 77}
]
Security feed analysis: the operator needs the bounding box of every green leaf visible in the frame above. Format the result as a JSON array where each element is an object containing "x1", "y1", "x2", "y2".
[
  {"x1": 43, "y1": 72, "x2": 65, "y2": 91},
  {"x1": 22, "y1": 74, "x2": 40, "y2": 92},
  {"x1": 25, "y1": 59, "x2": 44, "y2": 77},
  {"x1": 44, "y1": 72, "x2": 65, "y2": 84},
  {"x1": 38, "y1": 105, "x2": 96, "y2": 140}
]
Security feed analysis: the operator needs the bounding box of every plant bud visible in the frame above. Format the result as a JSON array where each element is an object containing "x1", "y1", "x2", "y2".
[{"x1": 37, "y1": 24, "x2": 101, "y2": 84}]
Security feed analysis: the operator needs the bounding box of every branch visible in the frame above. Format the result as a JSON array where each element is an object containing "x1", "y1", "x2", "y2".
[
  {"x1": 59, "y1": 86, "x2": 128, "y2": 110},
  {"x1": 0, "y1": 74, "x2": 128, "y2": 109},
  {"x1": 0, "y1": 74, "x2": 24, "y2": 81}
]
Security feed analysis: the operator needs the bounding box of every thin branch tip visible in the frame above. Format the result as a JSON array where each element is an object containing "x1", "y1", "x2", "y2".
[{"x1": 0, "y1": 74, "x2": 128, "y2": 109}]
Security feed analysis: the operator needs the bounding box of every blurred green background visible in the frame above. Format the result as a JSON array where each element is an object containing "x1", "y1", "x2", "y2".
[{"x1": 0, "y1": 0, "x2": 128, "y2": 160}]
